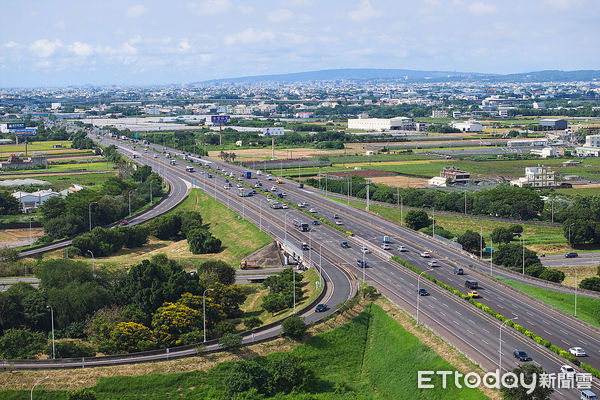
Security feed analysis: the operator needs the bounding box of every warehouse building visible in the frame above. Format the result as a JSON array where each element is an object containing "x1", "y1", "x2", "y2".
[
  {"x1": 347, "y1": 116, "x2": 415, "y2": 131},
  {"x1": 451, "y1": 120, "x2": 483, "y2": 132},
  {"x1": 539, "y1": 118, "x2": 567, "y2": 130}
]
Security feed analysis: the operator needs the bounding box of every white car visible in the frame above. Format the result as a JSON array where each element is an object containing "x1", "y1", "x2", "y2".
[
  {"x1": 281, "y1": 204, "x2": 288, "y2": 209},
  {"x1": 335, "y1": 220, "x2": 343, "y2": 225},
  {"x1": 309, "y1": 208, "x2": 317, "y2": 213},
  {"x1": 420, "y1": 251, "x2": 431, "y2": 258},
  {"x1": 270, "y1": 186, "x2": 277, "y2": 191},
  {"x1": 560, "y1": 365, "x2": 575, "y2": 375},
  {"x1": 397, "y1": 245, "x2": 407, "y2": 252},
  {"x1": 381, "y1": 244, "x2": 391, "y2": 250},
  {"x1": 569, "y1": 347, "x2": 586, "y2": 357},
  {"x1": 428, "y1": 260, "x2": 438, "y2": 267},
  {"x1": 361, "y1": 247, "x2": 370, "y2": 254},
  {"x1": 297, "y1": 202, "x2": 305, "y2": 208}
]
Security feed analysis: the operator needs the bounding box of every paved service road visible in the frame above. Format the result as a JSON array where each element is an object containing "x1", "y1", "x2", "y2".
[{"x1": 542, "y1": 252, "x2": 600, "y2": 267}]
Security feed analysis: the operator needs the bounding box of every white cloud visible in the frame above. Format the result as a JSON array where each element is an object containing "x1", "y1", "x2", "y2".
[
  {"x1": 224, "y1": 28, "x2": 275, "y2": 45},
  {"x1": 69, "y1": 42, "x2": 95, "y2": 57},
  {"x1": 3, "y1": 41, "x2": 18, "y2": 49},
  {"x1": 30, "y1": 39, "x2": 63, "y2": 58},
  {"x1": 177, "y1": 39, "x2": 192, "y2": 53},
  {"x1": 348, "y1": 0, "x2": 382, "y2": 22},
  {"x1": 127, "y1": 5, "x2": 149, "y2": 18},
  {"x1": 187, "y1": 0, "x2": 231, "y2": 16},
  {"x1": 468, "y1": 2, "x2": 498, "y2": 15},
  {"x1": 268, "y1": 9, "x2": 293, "y2": 23},
  {"x1": 546, "y1": 0, "x2": 584, "y2": 9}
]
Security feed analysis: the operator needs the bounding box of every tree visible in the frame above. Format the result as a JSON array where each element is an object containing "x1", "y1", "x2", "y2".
[
  {"x1": 405, "y1": 210, "x2": 431, "y2": 231},
  {"x1": 146, "y1": 213, "x2": 181, "y2": 240},
  {"x1": 0, "y1": 328, "x2": 46, "y2": 359},
  {"x1": 110, "y1": 322, "x2": 154, "y2": 353},
  {"x1": 509, "y1": 224, "x2": 523, "y2": 235},
  {"x1": 491, "y1": 227, "x2": 515, "y2": 244},
  {"x1": 187, "y1": 228, "x2": 222, "y2": 254},
  {"x1": 118, "y1": 226, "x2": 148, "y2": 248},
  {"x1": 43, "y1": 214, "x2": 85, "y2": 239},
  {"x1": 67, "y1": 389, "x2": 97, "y2": 400},
  {"x1": 151, "y1": 301, "x2": 201, "y2": 347},
  {"x1": 538, "y1": 269, "x2": 565, "y2": 283},
  {"x1": 458, "y1": 230, "x2": 485, "y2": 254},
  {"x1": 493, "y1": 243, "x2": 541, "y2": 272},
  {"x1": 244, "y1": 316, "x2": 262, "y2": 330},
  {"x1": 580, "y1": 276, "x2": 600, "y2": 292},
  {"x1": 563, "y1": 218, "x2": 597, "y2": 245},
  {"x1": 45, "y1": 339, "x2": 95, "y2": 358},
  {"x1": 36, "y1": 259, "x2": 94, "y2": 289},
  {"x1": 84, "y1": 306, "x2": 130, "y2": 352},
  {"x1": 281, "y1": 315, "x2": 307, "y2": 340},
  {"x1": 197, "y1": 260, "x2": 236, "y2": 286},
  {"x1": 501, "y1": 364, "x2": 553, "y2": 400},
  {"x1": 219, "y1": 332, "x2": 243, "y2": 350},
  {"x1": 0, "y1": 191, "x2": 21, "y2": 215},
  {"x1": 178, "y1": 211, "x2": 204, "y2": 236}
]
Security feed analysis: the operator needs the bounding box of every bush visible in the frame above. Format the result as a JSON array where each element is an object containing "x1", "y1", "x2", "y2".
[
  {"x1": 539, "y1": 268, "x2": 565, "y2": 283},
  {"x1": 187, "y1": 228, "x2": 222, "y2": 254},
  {"x1": 219, "y1": 332, "x2": 243, "y2": 350},
  {"x1": 244, "y1": 316, "x2": 262, "y2": 330},
  {"x1": 404, "y1": 210, "x2": 431, "y2": 231},
  {"x1": 179, "y1": 330, "x2": 204, "y2": 345},
  {"x1": 0, "y1": 328, "x2": 47, "y2": 359},
  {"x1": 580, "y1": 276, "x2": 600, "y2": 292},
  {"x1": 67, "y1": 389, "x2": 97, "y2": 400},
  {"x1": 46, "y1": 339, "x2": 96, "y2": 358},
  {"x1": 281, "y1": 315, "x2": 307, "y2": 340}
]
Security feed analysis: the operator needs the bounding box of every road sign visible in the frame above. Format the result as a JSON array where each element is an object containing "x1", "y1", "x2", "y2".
[
  {"x1": 211, "y1": 115, "x2": 230, "y2": 124},
  {"x1": 7, "y1": 122, "x2": 26, "y2": 130},
  {"x1": 484, "y1": 247, "x2": 494, "y2": 253},
  {"x1": 262, "y1": 127, "x2": 284, "y2": 136},
  {"x1": 14, "y1": 128, "x2": 37, "y2": 136}
]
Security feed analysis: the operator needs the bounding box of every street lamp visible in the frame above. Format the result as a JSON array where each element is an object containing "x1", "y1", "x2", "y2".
[
  {"x1": 499, "y1": 317, "x2": 518, "y2": 372},
  {"x1": 87, "y1": 250, "x2": 95, "y2": 276},
  {"x1": 318, "y1": 240, "x2": 336, "y2": 288},
  {"x1": 31, "y1": 376, "x2": 49, "y2": 400},
  {"x1": 573, "y1": 265, "x2": 578, "y2": 317},
  {"x1": 203, "y1": 288, "x2": 214, "y2": 343},
  {"x1": 416, "y1": 268, "x2": 434, "y2": 327},
  {"x1": 88, "y1": 201, "x2": 98, "y2": 232},
  {"x1": 514, "y1": 234, "x2": 525, "y2": 275},
  {"x1": 128, "y1": 190, "x2": 134, "y2": 217},
  {"x1": 568, "y1": 223, "x2": 575, "y2": 251},
  {"x1": 284, "y1": 212, "x2": 291, "y2": 243},
  {"x1": 259, "y1": 198, "x2": 267, "y2": 232},
  {"x1": 46, "y1": 306, "x2": 55, "y2": 359}
]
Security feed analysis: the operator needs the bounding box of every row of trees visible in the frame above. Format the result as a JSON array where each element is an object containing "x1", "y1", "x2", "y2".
[
  {"x1": 0, "y1": 255, "x2": 245, "y2": 359},
  {"x1": 145, "y1": 211, "x2": 222, "y2": 254}
]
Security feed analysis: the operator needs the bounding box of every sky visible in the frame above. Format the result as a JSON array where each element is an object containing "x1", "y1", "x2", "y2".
[{"x1": 1, "y1": 0, "x2": 599, "y2": 87}]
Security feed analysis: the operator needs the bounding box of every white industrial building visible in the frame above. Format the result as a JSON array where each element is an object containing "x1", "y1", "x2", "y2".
[
  {"x1": 347, "y1": 116, "x2": 415, "y2": 131},
  {"x1": 510, "y1": 166, "x2": 558, "y2": 188},
  {"x1": 506, "y1": 139, "x2": 549, "y2": 147},
  {"x1": 450, "y1": 120, "x2": 483, "y2": 132},
  {"x1": 11, "y1": 189, "x2": 61, "y2": 212},
  {"x1": 575, "y1": 135, "x2": 600, "y2": 157},
  {"x1": 530, "y1": 147, "x2": 557, "y2": 158}
]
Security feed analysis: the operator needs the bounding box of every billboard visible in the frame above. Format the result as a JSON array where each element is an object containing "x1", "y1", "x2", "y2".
[
  {"x1": 211, "y1": 115, "x2": 230, "y2": 124},
  {"x1": 262, "y1": 127, "x2": 284, "y2": 136},
  {"x1": 7, "y1": 122, "x2": 26, "y2": 130},
  {"x1": 14, "y1": 128, "x2": 37, "y2": 136}
]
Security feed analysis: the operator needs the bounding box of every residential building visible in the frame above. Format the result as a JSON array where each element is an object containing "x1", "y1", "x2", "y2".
[
  {"x1": 451, "y1": 120, "x2": 483, "y2": 132},
  {"x1": 530, "y1": 147, "x2": 557, "y2": 158},
  {"x1": 11, "y1": 189, "x2": 61, "y2": 212},
  {"x1": 510, "y1": 166, "x2": 557, "y2": 188},
  {"x1": 428, "y1": 177, "x2": 447, "y2": 187},
  {"x1": 439, "y1": 166, "x2": 470, "y2": 184},
  {"x1": 431, "y1": 109, "x2": 448, "y2": 118},
  {"x1": 574, "y1": 135, "x2": 600, "y2": 157},
  {"x1": 295, "y1": 111, "x2": 314, "y2": 119},
  {"x1": 586, "y1": 134, "x2": 600, "y2": 147}
]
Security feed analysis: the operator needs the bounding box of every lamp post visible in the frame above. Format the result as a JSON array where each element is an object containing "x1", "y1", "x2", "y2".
[
  {"x1": 29, "y1": 217, "x2": 33, "y2": 248},
  {"x1": 284, "y1": 212, "x2": 291, "y2": 243},
  {"x1": 259, "y1": 198, "x2": 266, "y2": 232},
  {"x1": 203, "y1": 288, "x2": 214, "y2": 343},
  {"x1": 499, "y1": 317, "x2": 518, "y2": 372},
  {"x1": 416, "y1": 268, "x2": 434, "y2": 327},
  {"x1": 293, "y1": 266, "x2": 296, "y2": 314},
  {"x1": 568, "y1": 223, "x2": 575, "y2": 251},
  {"x1": 128, "y1": 190, "x2": 133, "y2": 217},
  {"x1": 87, "y1": 250, "x2": 95, "y2": 276},
  {"x1": 318, "y1": 240, "x2": 336, "y2": 288},
  {"x1": 88, "y1": 201, "x2": 98, "y2": 232},
  {"x1": 46, "y1": 305, "x2": 55, "y2": 359},
  {"x1": 574, "y1": 265, "x2": 578, "y2": 317},
  {"x1": 514, "y1": 235, "x2": 525, "y2": 275},
  {"x1": 31, "y1": 376, "x2": 49, "y2": 400}
]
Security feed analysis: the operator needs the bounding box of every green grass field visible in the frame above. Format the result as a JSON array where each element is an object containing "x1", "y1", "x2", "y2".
[
  {"x1": 0, "y1": 140, "x2": 72, "y2": 154},
  {"x1": 496, "y1": 277, "x2": 600, "y2": 329},
  {"x1": 172, "y1": 188, "x2": 273, "y2": 265},
  {"x1": 0, "y1": 304, "x2": 489, "y2": 399},
  {"x1": 4, "y1": 161, "x2": 116, "y2": 175}
]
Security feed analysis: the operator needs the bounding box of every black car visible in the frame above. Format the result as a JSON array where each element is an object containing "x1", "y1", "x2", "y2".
[
  {"x1": 341, "y1": 241, "x2": 350, "y2": 248},
  {"x1": 513, "y1": 350, "x2": 532, "y2": 361},
  {"x1": 313, "y1": 220, "x2": 319, "y2": 225},
  {"x1": 418, "y1": 288, "x2": 429, "y2": 296},
  {"x1": 357, "y1": 260, "x2": 367, "y2": 268},
  {"x1": 315, "y1": 304, "x2": 327, "y2": 312},
  {"x1": 454, "y1": 267, "x2": 464, "y2": 275},
  {"x1": 565, "y1": 252, "x2": 579, "y2": 258}
]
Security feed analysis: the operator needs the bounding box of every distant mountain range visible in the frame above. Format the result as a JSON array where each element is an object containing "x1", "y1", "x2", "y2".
[{"x1": 200, "y1": 68, "x2": 600, "y2": 84}]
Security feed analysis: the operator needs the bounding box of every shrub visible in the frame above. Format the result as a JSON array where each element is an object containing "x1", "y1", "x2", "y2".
[
  {"x1": 244, "y1": 316, "x2": 262, "y2": 330},
  {"x1": 46, "y1": 339, "x2": 96, "y2": 358},
  {"x1": 281, "y1": 315, "x2": 307, "y2": 340},
  {"x1": 219, "y1": 332, "x2": 243, "y2": 350},
  {"x1": 0, "y1": 328, "x2": 46, "y2": 359},
  {"x1": 67, "y1": 389, "x2": 97, "y2": 400},
  {"x1": 580, "y1": 276, "x2": 600, "y2": 292}
]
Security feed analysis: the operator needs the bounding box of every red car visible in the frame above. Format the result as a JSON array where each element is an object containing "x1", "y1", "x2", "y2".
[{"x1": 119, "y1": 220, "x2": 129, "y2": 226}]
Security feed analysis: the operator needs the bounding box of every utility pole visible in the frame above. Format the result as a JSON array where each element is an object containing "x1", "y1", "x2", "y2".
[{"x1": 366, "y1": 179, "x2": 370, "y2": 212}]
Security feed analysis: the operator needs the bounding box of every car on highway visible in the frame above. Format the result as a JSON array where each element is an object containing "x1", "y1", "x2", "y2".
[
  {"x1": 224, "y1": 184, "x2": 231, "y2": 189},
  {"x1": 302, "y1": 242, "x2": 309, "y2": 250},
  {"x1": 281, "y1": 204, "x2": 288, "y2": 209},
  {"x1": 153, "y1": 154, "x2": 158, "y2": 158},
  {"x1": 281, "y1": 192, "x2": 287, "y2": 197},
  {"x1": 270, "y1": 186, "x2": 277, "y2": 191},
  {"x1": 267, "y1": 175, "x2": 273, "y2": 181},
  {"x1": 454, "y1": 267, "x2": 464, "y2": 275},
  {"x1": 381, "y1": 243, "x2": 391, "y2": 250},
  {"x1": 357, "y1": 260, "x2": 368, "y2": 268},
  {"x1": 569, "y1": 347, "x2": 587, "y2": 357},
  {"x1": 465, "y1": 279, "x2": 478, "y2": 289},
  {"x1": 581, "y1": 390, "x2": 598, "y2": 400},
  {"x1": 207, "y1": 174, "x2": 213, "y2": 178},
  {"x1": 298, "y1": 202, "x2": 307, "y2": 207},
  {"x1": 315, "y1": 304, "x2": 328, "y2": 313},
  {"x1": 420, "y1": 251, "x2": 431, "y2": 258},
  {"x1": 313, "y1": 220, "x2": 319, "y2": 225},
  {"x1": 418, "y1": 288, "x2": 429, "y2": 296},
  {"x1": 333, "y1": 213, "x2": 340, "y2": 219},
  {"x1": 335, "y1": 220, "x2": 343, "y2": 225},
  {"x1": 309, "y1": 208, "x2": 317, "y2": 213},
  {"x1": 254, "y1": 182, "x2": 262, "y2": 188},
  {"x1": 341, "y1": 241, "x2": 350, "y2": 248},
  {"x1": 427, "y1": 260, "x2": 438, "y2": 267},
  {"x1": 397, "y1": 245, "x2": 407, "y2": 252},
  {"x1": 560, "y1": 365, "x2": 575, "y2": 375},
  {"x1": 565, "y1": 252, "x2": 579, "y2": 258},
  {"x1": 513, "y1": 350, "x2": 532, "y2": 361},
  {"x1": 237, "y1": 184, "x2": 243, "y2": 188},
  {"x1": 467, "y1": 290, "x2": 480, "y2": 298},
  {"x1": 119, "y1": 220, "x2": 129, "y2": 226},
  {"x1": 361, "y1": 246, "x2": 370, "y2": 254}
]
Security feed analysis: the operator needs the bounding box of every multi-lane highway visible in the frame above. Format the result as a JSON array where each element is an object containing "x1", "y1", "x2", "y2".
[{"x1": 110, "y1": 135, "x2": 600, "y2": 399}]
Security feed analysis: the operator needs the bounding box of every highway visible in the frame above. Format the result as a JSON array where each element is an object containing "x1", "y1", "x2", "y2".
[
  {"x1": 102, "y1": 135, "x2": 599, "y2": 399},
  {"x1": 542, "y1": 252, "x2": 600, "y2": 267}
]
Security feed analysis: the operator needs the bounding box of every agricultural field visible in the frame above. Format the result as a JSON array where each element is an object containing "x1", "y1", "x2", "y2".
[
  {"x1": 0, "y1": 302, "x2": 492, "y2": 399},
  {"x1": 0, "y1": 140, "x2": 72, "y2": 155},
  {"x1": 3, "y1": 161, "x2": 116, "y2": 175}
]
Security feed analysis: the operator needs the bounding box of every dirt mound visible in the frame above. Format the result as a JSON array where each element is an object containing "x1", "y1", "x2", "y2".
[{"x1": 242, "y1": 241, "x2": 284, "y2": 267}]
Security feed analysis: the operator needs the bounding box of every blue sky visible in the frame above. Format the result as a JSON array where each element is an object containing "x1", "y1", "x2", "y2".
[{"x1": 1, "y1": 0, "x2": 598, "y2": 87}]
